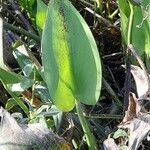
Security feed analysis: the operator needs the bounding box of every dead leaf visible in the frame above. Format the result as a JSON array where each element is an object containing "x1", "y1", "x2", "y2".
[
  {"x1": 105, "y1": 56, "x2": 150, "y2": 149},
  {"x1": 128, "y1": 118, "x2": 150, "y2": 150},
  {"x1": 22, "y1": 90, "x2": 42, "y2": 108},
  {"x1": 137, "y1": 112, "x2": 150, "y2": 124},
  {"x1": 117, "y1": 93, "x2": 150, "y2": 149},
  {"x1": 130, "y1": 65, "x2": 149, "y2": 98},
  {"x1": 119, "y1": 93, "x2": 141, "y2": 128},
  {"x1": 103, "y1": 95, "x2": 150, "y2": 149},
  {"x1": 103, "y1": 138, "x2": 119, "y2": 150},
  {"x1": 0, "y1": 107, "x2": 70, "y2": 150}
]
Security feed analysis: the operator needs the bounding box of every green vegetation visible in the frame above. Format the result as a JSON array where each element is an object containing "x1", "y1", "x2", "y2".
[{"x1": 1, "y1": 0, "x2": 150, "y2": 149}]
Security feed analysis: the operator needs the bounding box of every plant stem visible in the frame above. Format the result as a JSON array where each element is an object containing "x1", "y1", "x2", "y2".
[
  {"x1": 124, "y1": 1, "x2": 134, "y2": 111},
  {"x1": 75, "y1": 100, "x2": 97, "y2": 150},
  {"x1": 3, "y1": 21, "x2": 41, "y2": 42},
  {"x1": 31, "y1": 66, "x2": 36, "y2": 106},
  {"x1": 85, "y1": 7, "x2": 119, "y2": 30},
  {"x1": 109, "y1": 9, "x2": 119, "y2": 20},
  {"x1": 0, "y1": 17, "x2": 5, "y2": 69},
  {"x1": 79, "y1": 0, "x2": 94, "y2": 7},
  {"x1": 127, "y1": 1, "x2": 134, "y2": 45},
  {"x1": 85, "y1": 114, "x2": 122, "y2": 119},
  {"x1": 73, "y1": 113, "x2": 122, "y2": 119},
  {"x1": 102, "y1": 77, "x2": 122, "y2": 106}
]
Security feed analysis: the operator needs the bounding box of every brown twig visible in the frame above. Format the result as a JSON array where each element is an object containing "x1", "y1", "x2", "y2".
[{"x1": 84, "y1": 7, "x2": 119, "y2": 30}]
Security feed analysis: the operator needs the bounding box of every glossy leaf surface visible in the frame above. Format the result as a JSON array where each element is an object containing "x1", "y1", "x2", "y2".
[{"x1": 42, "y1": 0, "x2": 102, "y2": 111}]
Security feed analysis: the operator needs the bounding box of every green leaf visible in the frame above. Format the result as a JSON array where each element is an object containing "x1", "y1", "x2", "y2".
[
  {"x1": 35, "y1": 84, "x2": 51, "y2": 103},
  {"x1": 113, "y1": 129, "x2": 128, "y2": 139},
  {"x1": 119, "y1": 145, "x2": 129, "y2": 150},
  {"x1": 144, "y1": 4, "x2": 150, "y2": 71},
  {"x1": 118, "y1": 0, "x2": 130, "y2": 44},
  {"x1": 7, "y1": 80, "x2": 33, "y2": 93},
  {"x1": 13, "y1": 42, "x2": 43, "y2": 81},
  {"x1": 18, "y1": 0, "x2": 35, "y2": 11},
  {"x1": 0, "y1": 68, "x2": 31, "y2": 115},
  {"x1": 5, "y1": 98, "x2": 18, "y2": 111},
  {"x1": 119, "y1": 0, "x2": 150, "y2": 71},
  {"x1": 0, "y1": 68, "x2": 24, "y2": 84},
  {"x1": 0, "y1": 68, "x2": 33, "y2": 93},
  {"x1": 13, "y1": 49, "x2": 33, "y2": 77},
  {"x1": 42, "y1": 0, "x2": 102, "y2": 111},
  {"x1": 50, "y1": 105, "x2": 62, "y2": 131},
  {"x1": 18, "y1": 0, "x2": 37, "y2": 27},
  {"x1": 36, "y1": 0, "x2": 47, "y2": 34},
  {"x1": 19, "y1": 0, "x2": 35, "y2": 7}
]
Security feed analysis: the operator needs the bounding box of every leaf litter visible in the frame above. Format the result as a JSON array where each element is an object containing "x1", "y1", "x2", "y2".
[{"x1": 104, "y1": 45, "x2": 150, "y2": 150}]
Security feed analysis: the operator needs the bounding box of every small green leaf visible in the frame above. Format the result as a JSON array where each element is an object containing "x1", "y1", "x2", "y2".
[
  {"x1": 18, "y1": 0, "x2": 36, "y2": 27},
  {"x1": 42, "y1": 0, "x2": 102, "y2": 111},
  {"x1": 13, "y1": 49, "x2": 33, "y2": 77},
  {"x1": 13, "y1": 43, "x2": 33, "y2": 77},
  {"x1": 13, "y1": 43, "x2": 43, "y2": 81},
  {"x1": 5, "y1": 98, "x2": 18, "y2": 111},
  {"x1": 18, "y1": 0, "x2": 35, "y2": 11},
  {"x1": 113, "y1": 129, "x2": 128, "y2": 139},
  {"x1": 119, "y1": 145, "x2": 129, "y2": 150}
]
